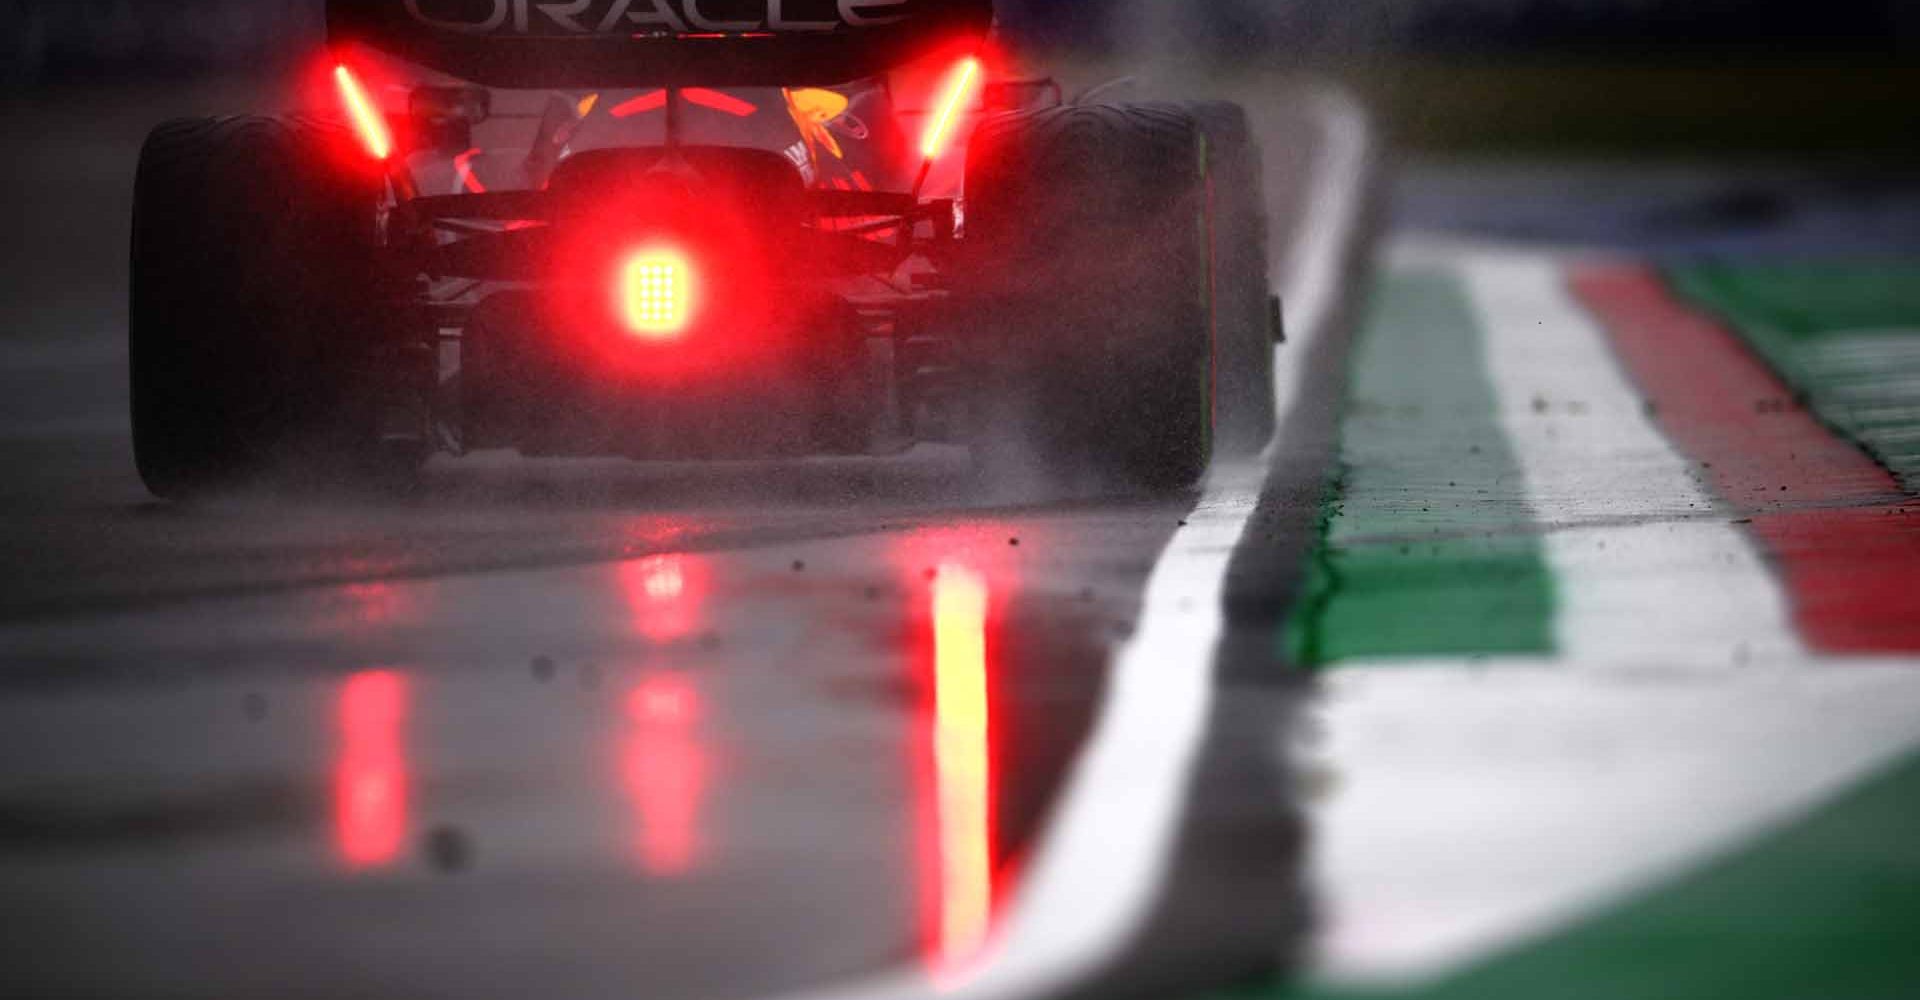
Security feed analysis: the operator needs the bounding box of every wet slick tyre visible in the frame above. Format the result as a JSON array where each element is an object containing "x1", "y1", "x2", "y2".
[
  {"x1": 131, "y1": 116, "x2": 391, "y2": 499},
  {"x1": 1171, "y1": 101, "x2": 1275, "y2": 456},
  {"x1": 964, "y1": 103, "x2": 1217, "y2": 493}
]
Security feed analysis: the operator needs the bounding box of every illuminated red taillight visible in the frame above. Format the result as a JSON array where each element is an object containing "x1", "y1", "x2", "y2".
[
  {"x1": 619, "y1": 249, "x2": 695, "y2": 339},
  {"x1": 334, "y1": 64, "x2": 393, "y2": 161},
  {"x1": 920, "y1": 57, "x2": 982, "y2": 161}
]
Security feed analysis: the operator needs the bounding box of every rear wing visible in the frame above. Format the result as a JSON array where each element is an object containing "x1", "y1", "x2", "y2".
[{"x1": 328, "y1": 0, "x2": 995, "y2": 89}]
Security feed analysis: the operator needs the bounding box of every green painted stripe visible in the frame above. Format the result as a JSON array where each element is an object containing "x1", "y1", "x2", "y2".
[
  {"x1": 1251, "y1": 745, "x2": 1920, "y2": 1000},
  {"x1": 1286, "y1": 271, "x2": 1555, "y2": 666},
  {"x1": 1669, "y1": 262, "x2": 1920, "y2": 491}
]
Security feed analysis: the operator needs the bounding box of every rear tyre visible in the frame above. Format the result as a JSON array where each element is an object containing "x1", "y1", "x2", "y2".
[
  {"x1": 963, "y1": 103, "x2": 1218, "y2": 493},
  {"x1": 1173, "y1": 101, "x2": 1276, "y2": 456},
  {"x1": 130, "y1": 115, "x2": 397, "y2": 498}
]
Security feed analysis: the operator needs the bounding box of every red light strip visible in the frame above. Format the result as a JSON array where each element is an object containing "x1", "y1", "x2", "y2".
[
  {"x1": 683, "y1": 88, "x2": 758, "y2": 117},
  {"x1": 334, "y1": 64, "x2": 392, "y2": 161},
  {"x1": 611, "y1": 90, "x2": 669, "y2": 118},
  {"x1": 920, "y1": 58, "x2": 981, "y2": 161}
]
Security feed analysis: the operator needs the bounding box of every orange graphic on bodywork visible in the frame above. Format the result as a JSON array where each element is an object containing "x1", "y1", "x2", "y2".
[{"x1": 784, "y1": 87, "x2": 851, "y2": 164}]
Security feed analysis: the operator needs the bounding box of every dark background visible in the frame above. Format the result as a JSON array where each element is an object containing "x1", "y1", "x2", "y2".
[
  {"x1": 6, "y1": 0, "x2": 1916, "y2": 81},
  {"x1": 3, "y1": 1, "x2": 1918, "y2": 156}
]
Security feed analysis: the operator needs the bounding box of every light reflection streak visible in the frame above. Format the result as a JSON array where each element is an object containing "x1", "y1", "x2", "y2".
[
  {"x1": 619, "y1": 554, "x2": 709, "y2": 643},
  {"x1": 341, "y1": 581, "x2": 407, "y2": 627},
  {"x1": 930, "y1": 564, "x2": 994, "y2": 974},
  {"x1": 334, "y1": 670, "x2": 410, "y2": 869},
  {"x1": 624, "y1": 672, "x2": 711, "y2": 876}
]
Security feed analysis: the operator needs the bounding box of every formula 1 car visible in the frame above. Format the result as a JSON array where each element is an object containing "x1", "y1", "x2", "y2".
[{"x1": 130, "y1": 0, "x2": 1280, "y2": 498}]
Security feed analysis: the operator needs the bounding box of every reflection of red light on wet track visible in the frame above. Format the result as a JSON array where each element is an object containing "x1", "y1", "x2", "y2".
[
  {"x1": 931, "y1": 565, "x2": 994, "y2": 972},
  {"x1": 341, "y1": 581, "x2": 407, "y2": 627},
  {"x1": 619, "y1": 554, "x2": 708, "y2": 642},
  {"x1": 334, "y1": 671, "x2": 410, "y2": 869},
  {"x1": 624, "y1": 672, "x2": 710, "y2": 876},
  {"x1": 641, "y1": 556, "x2": 685, "y2": 600}
]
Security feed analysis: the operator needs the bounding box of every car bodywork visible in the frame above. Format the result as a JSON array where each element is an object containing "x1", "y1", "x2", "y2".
[{"x1": 325, "y1": 0, "x2": 1014, "y2": 461}]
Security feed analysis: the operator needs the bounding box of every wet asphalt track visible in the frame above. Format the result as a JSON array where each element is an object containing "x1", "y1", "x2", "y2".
[{"x1": 0, "y1": 82, "x2": 1375, "y2": 1000}]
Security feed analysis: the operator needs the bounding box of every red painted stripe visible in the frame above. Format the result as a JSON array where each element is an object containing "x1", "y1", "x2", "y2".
[{"x1": 1572, "y1": 265, "x2": 1920, "y2": 654}]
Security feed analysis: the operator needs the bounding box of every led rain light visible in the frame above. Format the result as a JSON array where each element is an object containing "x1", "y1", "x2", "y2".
[
  {"x1": 334, "y1": 65, "x2": 393, "y2": 162},
  {"x1": 620, "y1": 250, "x2": 695, "y2": 339},
  {"x1": 920, "y1": 57, "x2": 981, "y2": 161}
]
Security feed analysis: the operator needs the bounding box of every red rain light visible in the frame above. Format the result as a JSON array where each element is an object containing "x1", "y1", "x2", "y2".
[
  {"x1": 618, "y1": 248, "x2": 695, "y2": 339},
  {"x1": 334, "y1": 64, "x2": 392, "y2": 161},
  {"x1": 920, "y1": 58, "x2": 982, "y2": 161},
  {"x1": 334, "y1": 670, "x2": 410, "y2": 869},
  {"x1": 931, "y1": 564, "x2": 993, "y2": 971}
]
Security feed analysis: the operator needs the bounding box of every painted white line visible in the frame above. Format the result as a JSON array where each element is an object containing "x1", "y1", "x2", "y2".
[
  {"x1": 1462, "y1": 253, "x2": 1806, "y2": 668},
  {"x1": 1310, "y1": 660, "x2": 1920, "y2": 985},
  {"x1": 943, "y1": 457, "x2": 1263, "y2": 1000},
  {"x1": 767, "y1": 90, "x2": 1375, "y2": 1000},
  {"x1": 766, "y1": 460, "x2": 1262, "y2": 1000}
]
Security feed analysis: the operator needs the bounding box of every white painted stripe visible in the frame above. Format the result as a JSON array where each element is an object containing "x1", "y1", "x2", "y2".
[
  {"x1": 1462, "y1": 254, "x2": 1806, "y2": 668},
  {"x1": 763, "y1": 91, "x2": 1376, "y2": 1000},
  {"x1": 766, "y1": 463, "x2": 1260, "y2": 1000},
  {"x1": 1310, "y1": 659, "x2": 1920, "y2": 985}
]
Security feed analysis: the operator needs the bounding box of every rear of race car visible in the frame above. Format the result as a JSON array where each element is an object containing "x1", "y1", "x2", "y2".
[{"x1": 126, "y1": 0, "x2": 1281, "y2": 498}]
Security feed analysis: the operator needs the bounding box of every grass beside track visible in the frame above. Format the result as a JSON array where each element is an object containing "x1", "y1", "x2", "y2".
[{"x1": 1670, "y1": 262, "x2": 1920, "y2": 492}]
